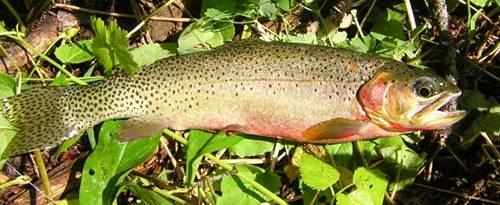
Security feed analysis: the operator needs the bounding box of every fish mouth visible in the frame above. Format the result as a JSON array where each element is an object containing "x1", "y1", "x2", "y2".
[{"x1": 412, "y1": 91, "x2": 466, "y2": 129}]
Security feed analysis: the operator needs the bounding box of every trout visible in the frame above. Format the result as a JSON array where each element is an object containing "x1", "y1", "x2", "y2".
[{"x1": 0, "y1": 41, "x2": 466, "y2": 158}]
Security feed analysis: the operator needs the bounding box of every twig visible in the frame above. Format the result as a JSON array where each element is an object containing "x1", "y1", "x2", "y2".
[
  {"x1": 445, "y1": 143, "x2": 469, "y2": 172},
  {"x1": 403, "y1": 0, "x2": 417, "y2": 30},
  {"x1": 52, "y1": 3, "x2": 192, "y2": 22},
  {"x1": 359, "y1": 0, "x2": 376, "y2": 29},
  {"x1": 127, "y1": 0, "x2": 177, "y2": 38},
  {"x1": 414, "y1": 183, "x2": 500, "y2": 204}
]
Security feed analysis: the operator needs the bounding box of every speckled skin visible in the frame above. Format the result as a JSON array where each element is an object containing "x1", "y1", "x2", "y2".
[{"x1": 0, "y1": 41, "x2": 446, "y2": 157}]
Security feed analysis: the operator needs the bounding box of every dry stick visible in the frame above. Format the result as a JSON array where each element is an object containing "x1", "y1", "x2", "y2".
[
  {"x1": 127, "y1": 0, "x2": 177, "y2": 38},
  {"x1": 403, "y1": 0, "x2": 417, "y2": 30},
  {"x1": 414, "y1": 183, "x2": 500, "y2": 205},
  {"x1": 52, "y1": 3, "x2": 192, "y2": 22}
]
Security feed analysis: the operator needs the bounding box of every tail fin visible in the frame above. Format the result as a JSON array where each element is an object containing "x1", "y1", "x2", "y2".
[{"x1": 1, "y1": 87, "x2": 83, "y2": 158}]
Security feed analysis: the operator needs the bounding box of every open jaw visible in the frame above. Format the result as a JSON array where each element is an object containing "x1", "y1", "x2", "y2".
[{"x1": 412, "y1": 91, "x2": 466, "y2": 129}]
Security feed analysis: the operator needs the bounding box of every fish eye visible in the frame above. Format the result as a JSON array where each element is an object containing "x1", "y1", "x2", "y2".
[{"x1": 412, "y1": 76, "x2": 441, "y2": 98}]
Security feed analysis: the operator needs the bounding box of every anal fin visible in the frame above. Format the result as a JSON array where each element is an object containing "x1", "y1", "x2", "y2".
[
  {"x1": 116, "y1": 118, "x2": 166, "y2": 141},
  {"x1": 302, "y1": 118, "x2": 398, "y2": 143}
]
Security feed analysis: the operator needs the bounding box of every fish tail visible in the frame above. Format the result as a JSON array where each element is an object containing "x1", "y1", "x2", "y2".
[{"x1": 1, "y1": 87, "x2": 85, "y2": 158}]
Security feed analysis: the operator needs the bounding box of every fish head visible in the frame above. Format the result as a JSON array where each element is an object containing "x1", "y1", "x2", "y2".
[{"x1": 357, "y1": 62, "x2": 466, "y2": 132}]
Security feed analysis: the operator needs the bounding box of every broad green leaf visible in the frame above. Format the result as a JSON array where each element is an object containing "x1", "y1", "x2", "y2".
[
  {"x1": 276, "y1": 0, "x2": 295, "y2": 11},
  {"x1": 353, "y1": 168, "x2": 388, "y2": 205},
  {"x1": 374, "y1": 137, "x2": 425, "y2": 191},
  {"x1": 201, "y1": 0, "x2": 236, "y2": 15},
  {"x1": 217, "y1": 190, "x2": 260, "y2": 205},
  {"x1": 461, "y1": 89, "x2": 490, "y2": 112},
  {"x1": 299, "y1": 152, "x2": 340, "y2": 190},
  {"x1": 299, "y1": 181, "x2": 334, "y2": 205},
  {"x1": 463, "y1": 113, "x2": 500, "y2": 148},
  {"x1": 259, "y1": 0, "x2": 278, "y2": 20},
  {"x1": 337, "y1": 191, "x2": 374, "y2": 205},
  {"x1": 0, "y1": 74, "x2": 16, "y2": 97},
  {"x1": 90, "y1": 17, "x2": 139, "y2": 75},
  {"x1": 204, "y1": 8, "x2": 233, "y2": 20},
  {"x1": 185, "y1": 130, "x2": 243, "y2": 185},
  {"x1": 0, "y1": 74, "x2": 16, "y2": 163},
  {"x1": 80, "y1": 120, "x2": 161, "y2": 205},
  {"x1": 177, "y1": 19, "x2": 235, "y2": 54},
  {"x1": 470, "y1": 0, "x2": 489, "y2": 7},
  {"x1": 325, "y1": 143, "x2": 354, "y2": 168},
  {"x1": 349, "y1": 35, "x2": 376, "y2": 53},
  {"x1": 386, "y1": 3, "x2": 407, "y2": 22},
  {"x1": 126, "y1": 183, "x2": 174, "y2": 205},
  {"x1": 285, "y1": 33, "x2": 318, "y2": 44},
  {"x1": 55, "y1": 40, "x2": 94, "y2": 64},
  {"x1": 220, "y1": 164, "x2": 281, "y2": 202},
  {"x1": 131, "y1": 43, "x2": 176, "y2": 66},
  {"x1": 50, "y1": 75, "x2": 71, "y2": 86},
  {"x1": 228, "y1": 135, "x2": 275, "y2": 157}
]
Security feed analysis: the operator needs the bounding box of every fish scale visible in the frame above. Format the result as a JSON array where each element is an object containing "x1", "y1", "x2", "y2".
[{"x1": 0, "y1": 41, "x2": 465, "y2": 158}]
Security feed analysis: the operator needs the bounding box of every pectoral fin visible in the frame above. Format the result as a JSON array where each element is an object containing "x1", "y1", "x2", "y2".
[
  {"x1": 116, "y1": 118, "x2": 166, "y2": 141},
  {"x1": 302, "y1": 118, "x2": 397, "y2": 143}
]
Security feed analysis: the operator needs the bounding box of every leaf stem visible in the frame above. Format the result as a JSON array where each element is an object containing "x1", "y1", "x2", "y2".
[
  {"x1": 354, "y1": 141, "x2": 369, "y2": 167},
  {"x1": 0, "y1": 175, "x2": 30, "y2": 190},
  {"x1": 33, "y1": 150, "x2": 52, "y2": 199},
  {"x1": 153, "y1": 187, "x2": 190, "y2": 205},
  {"x1": 6, "y1": 35, "x2": 87, "y2": 85}
]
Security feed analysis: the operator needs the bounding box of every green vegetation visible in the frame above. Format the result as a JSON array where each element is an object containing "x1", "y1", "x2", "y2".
[{"x1": 0, "y1": 0, "x2": 498, "y2": 204}]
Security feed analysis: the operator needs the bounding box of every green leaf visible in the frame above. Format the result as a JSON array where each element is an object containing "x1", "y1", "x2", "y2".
[
  {"x1": 220, "y1": 164, "x2": 281, "y2": 202},
  {"x1": 373, "y1": 137, "x2": 425, "y2": 191},
  {"x1": 258, "y1": 0, "x2": 278, "y2": 20},
  {"x1": 276, "y1": 0, "x2": 295, "y2": 11},
  {"x1": 285, "y1": 32, "x2": 318, "y2": 44},
  {"x1": 90, "y1": 17, "x2": 139, "y2": 75},
  {"x1": 349, "y1": 35, "x2": 376, "y2": 53},
  {"x1": 79, "y1": 120, "x2": 161, "y2": 205},
  {"x1": 299, "y1": 181, "x2": 334, "y2": 205},
  {"x1": 0, "y1": 74, "x2": 16, "y2": 98},
  {"x1": 228, "y1": 135, "x2": 275, "y2": 157},
  {"x1": 185, "y1": 130, "x2": 243, "y2": 185},
  {"x1": 217, "y1": 190, "x2": 260, "y2": 205},
  {"x1": 461, "y1": 89, "x2": 490, "y2": 112},
  {"x1": 386, "y1": 3, "x2": 407, "y2": 22},
  {"x1": 201, "y1": 0, "x2": 236, "y2": 15},
  {"x1": 204, "y1": 8, "x2": 233, "y2": 20},
  {"x1": 0, "y1": 74, "x2": 16, "y2": 163},
  {"x1": 353, "y1": 168, "x2": 388, "y2": 205},
  {"x1": 55, "y1": 40, "x2": 94, "y2": 64},
  {"x1": 463, "y1": 113, "x2": 500, "y2": 148},
  {"x1": 299, "y1": 152, "x2": 340, "y2": 190},
  {"x1": 470, "y1": 0, "x2": 489, "y2": 7},
  {"x1": 177, "y1": 19, "x2": 235, "y2": 54},
  {"x1": 325, "y1": 143, "x2": 354, "y2": 168},
  {"x1": 131, "y1": 43, "x2": 176, "y2": 66},
  {"x1": 126, "y1": 183, "x2": 174, "y2": 205},
  {"x1": 337, "y1": 191, "x2": 374, "y2": 205}
]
